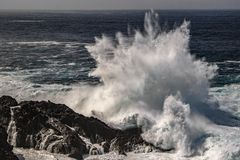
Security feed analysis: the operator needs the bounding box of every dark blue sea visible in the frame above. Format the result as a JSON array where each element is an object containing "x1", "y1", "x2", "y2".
[{"x1": 0, "y1": 10, "x2": 239, "y2": 87}]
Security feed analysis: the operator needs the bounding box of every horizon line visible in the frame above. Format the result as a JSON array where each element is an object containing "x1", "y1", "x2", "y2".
[{"x1": 0, "y1": 8, "x2": 240, "y2": 12}]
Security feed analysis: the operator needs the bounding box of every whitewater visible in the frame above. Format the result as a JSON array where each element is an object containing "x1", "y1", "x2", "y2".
[{"x1": 1, "y1": 10, "x2": 240, "y2": 160}]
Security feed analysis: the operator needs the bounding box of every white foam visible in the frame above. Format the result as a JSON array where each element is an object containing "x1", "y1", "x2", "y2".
[
  {"x1": 2, "y1": 10, "x2": 240, "y2": 160},
  {"x1": 78, "y1": 10, "x2": 217, "y2": 119},
  {"x1": 75, "y1": 10, "x2": 239, "y2": 159},
  {"x1": 7, "y1": 106, "x2": 21, "y2": 146},
  {"x1": 7, "y1": 41, "x2": 84, "y2": 46},
  {"x1": 142, "y1": 95, "x2": 202, "y2": 156},
  {"x1": 10, "y1": 20, "x2": 44, "y2": 23},
  {"x1": 7, "y1": 41, "x2": 61, "y2": 45},
  {"x1": 0, "y1": 74, "x2": 79, "y2": 106},
  {"x1": 84, "y1": 152, "x2": 125, "y2": 160},
  {"x1": 14, "y1": 148, "x2": 75, "y2": 160},
  {"x1": 210, "y1": 84, "x2": 240, "y2": 117}
]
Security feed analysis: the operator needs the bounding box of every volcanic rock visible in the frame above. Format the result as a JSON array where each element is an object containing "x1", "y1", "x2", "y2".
[
  {"x1": 0, "y1": 96, "x2": 18, "y2": 130},
  {"x1": 6, "y1": 103, "x2": 86, "y2": 159},
  {"x1": 0, "y1": 95, "x2": 163, "y2": 158},
  {"x1": 0, "y1": 126, "x2": 18, "y2": 160}
]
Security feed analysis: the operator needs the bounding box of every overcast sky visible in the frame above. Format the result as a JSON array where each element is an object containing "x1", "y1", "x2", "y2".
[{"x1": 0, "y1": 0, "x2": 240, "y2": 10}]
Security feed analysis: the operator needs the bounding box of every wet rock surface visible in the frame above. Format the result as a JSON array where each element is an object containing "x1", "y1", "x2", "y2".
[
  {"x1": 0, "y1": 96, "x2": 18, "y2": 130},
  {"x1": 0, "y1": 126, "x2": 19, "y2": 160},
  {"x1": 0, "y1": 95, "x2": 163, "y2": 159}
]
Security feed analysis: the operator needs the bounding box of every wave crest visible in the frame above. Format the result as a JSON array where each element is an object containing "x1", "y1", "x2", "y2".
[{"x1": 70, "y1": 10, "x2": 218, "y2": 155}]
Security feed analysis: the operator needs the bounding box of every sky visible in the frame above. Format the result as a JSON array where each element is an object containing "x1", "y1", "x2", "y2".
[{"x1": 0, "y1": 0, "x2": 240, "y2": 10}]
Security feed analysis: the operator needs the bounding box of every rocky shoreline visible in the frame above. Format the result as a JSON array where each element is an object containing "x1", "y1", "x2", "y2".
[{"x1": 0, "y1": 95, "x2": 171, "y2": 160}]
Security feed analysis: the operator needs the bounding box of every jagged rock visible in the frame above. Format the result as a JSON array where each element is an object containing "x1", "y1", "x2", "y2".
[
  {"x1": 110, "y1": 127, "x2": 146, "y2": 154},
  {"x1": 89, "y1": 144, "x2": 104, "y2": 155},
  {"x1": 0, "y1": 126, "x2": 18, "y2": 160},
  {"x1": 6, "y1": 104, "x2": 86, "y2": 160},
  {"x1": 0, "y1": 95, "x2": 165, "y2": 158},
  {"x1": 0, "y1": 96, "x2": 18, "y2": 107},
  {"x1": 18, "y1": 100, "x2": 119, "y2": 145},
  {"x1": 101, "y1": 141, "x2": 110, "y2": 153},
  {"x1": 0, "y1": 96, "x2": 18, "y2": 130}
]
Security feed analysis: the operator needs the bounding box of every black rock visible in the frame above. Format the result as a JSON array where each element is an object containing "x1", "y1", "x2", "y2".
[
  {"x1": 102, "y1": 141, "x2": 110, "y2": 153},
  {"x1": 18, "y1": 100, "x2": 118, "y2": 144},
  {"x1": 0, "y1": 96, "x2": 18, "y2": 130},
  {"x1": 0, "y1": 95, "x2": 164, "y2": 158},
  {"x1": 110, "y1": 127, "x2": 146, "y2": 154},
  {"x1": 7, "y1": 103, "x2": 86, "y2": 160},
  {"x1": 0, "y1": 126, "x2": 18, "y2": 160},
  {"x1": 0, "y1": 96, "x2": 18, "y2": 107}
]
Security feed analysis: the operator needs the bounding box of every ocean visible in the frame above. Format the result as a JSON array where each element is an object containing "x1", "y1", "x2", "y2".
[{"x1": 0, "y1": 10, "x2": 240, "y2": 160}]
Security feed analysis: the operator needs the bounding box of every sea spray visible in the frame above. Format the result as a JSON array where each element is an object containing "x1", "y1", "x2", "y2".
[
  {"x1": 141, "y1": 95, "x2": 206, "y2": 156},
  {"x1": 68, "y1": 10, "x2": 218, "y2": 155},
  {"x1": 83, "y1": 10, "x2": 217, "y2": 115}
]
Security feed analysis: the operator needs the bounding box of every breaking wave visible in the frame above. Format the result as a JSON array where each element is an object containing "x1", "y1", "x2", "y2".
[
  {"x1": 74, "y1": 10, "x2": 239, "y2": 159},
  {"x1": 81, "y1": 11, "x2": 217, "y2": 115},
  {"x1": 1, "y1": 10, "x2": 240, "y2": 160},
  {"x1": 64, "y1": 10, "x2": 223, "y2": 156}
]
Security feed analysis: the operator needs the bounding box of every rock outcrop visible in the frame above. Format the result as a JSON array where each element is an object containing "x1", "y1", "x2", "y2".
[
  {"x1": 0, "y1": 96, "x2": 18, "y2": 130},
  {"x1": 0, "y1": 95, "x2": 165, "y2": 159},
  {"x1": 6, "y1": 101, "x2": 87, "y2": 160},
  {"x1": 0, "y1": 126, "x2": 18, "y2": 160}
]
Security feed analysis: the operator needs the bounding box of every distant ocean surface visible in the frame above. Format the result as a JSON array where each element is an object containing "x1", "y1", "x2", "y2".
[
  {"x1": 0, "y1": 10, "x2": 239, "y2": 86},
  {"x1": 0, "y1": 10, "x2": 240, "y2": 160}
]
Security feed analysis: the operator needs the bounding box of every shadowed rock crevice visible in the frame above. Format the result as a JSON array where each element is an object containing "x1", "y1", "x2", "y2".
[
  {"x1": 0, "y1": 96, "x2": 18, "y2": 130},
  {"x1": 0, "y1": 126, "x2": 19, "y2": 160}
]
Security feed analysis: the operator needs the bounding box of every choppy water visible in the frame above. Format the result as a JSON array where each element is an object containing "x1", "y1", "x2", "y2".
[
  {"x1": 0, "y1": 10, "x2": 240, "y2": 160},
  {"x1": 0, "y1": 10, "x2": 240, "y2": 86}
]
